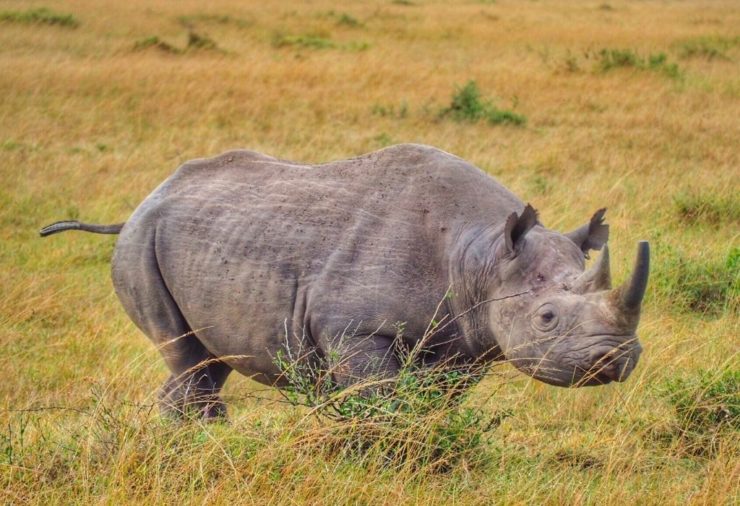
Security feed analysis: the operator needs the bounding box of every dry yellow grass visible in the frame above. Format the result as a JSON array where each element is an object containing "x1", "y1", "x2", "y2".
[{"x1": 1, "y1": 0, "x2": 738, "y2": 504}]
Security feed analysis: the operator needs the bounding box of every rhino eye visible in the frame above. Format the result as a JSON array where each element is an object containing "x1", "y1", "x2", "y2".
[{"x1": 533, "y1": 303, "x2": 559, "y2": 332}]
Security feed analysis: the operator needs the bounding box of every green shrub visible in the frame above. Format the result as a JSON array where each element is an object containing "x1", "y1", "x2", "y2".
[
  {"x1": 440, "y1": 81, "x2": 526, "y2": 126},
  {"x1": 661, "y1": 369, "x2": 739, "y2": 456},
  {"x1": 272, "y1": 341, "x2": 505, "y2": 472},
  {"x1": 0, "y1": 7, "x2": 79, "y2": 28}
]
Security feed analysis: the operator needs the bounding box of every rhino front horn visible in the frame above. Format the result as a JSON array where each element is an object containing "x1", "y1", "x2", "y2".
[{"x1": 615, "y1": 241, "x2": 650, "y2": 312}]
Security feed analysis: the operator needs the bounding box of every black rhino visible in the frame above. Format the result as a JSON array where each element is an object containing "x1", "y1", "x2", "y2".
[{"x1": 41, "y1": 144, "x2": 649, "y2": 419}]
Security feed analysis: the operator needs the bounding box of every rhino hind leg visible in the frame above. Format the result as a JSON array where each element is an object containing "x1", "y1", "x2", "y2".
[
  {"x1": 112, "y1": 228, "x2": 232, "y2": 421},
  {"x1": 159, "y1": 359, "x2": 232, "y2": 421}
]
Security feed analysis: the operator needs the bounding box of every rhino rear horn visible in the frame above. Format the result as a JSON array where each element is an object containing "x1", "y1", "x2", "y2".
[
  {"x1": 504, "y1": 204, "x2": 538, "y2": 255},
  {"x1": 572, "y1": 244, "x2": 611, "y2": 293}
]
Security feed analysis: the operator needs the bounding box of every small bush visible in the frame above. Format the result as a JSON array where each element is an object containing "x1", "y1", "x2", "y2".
[
  {"x1": 440, "y1": 81, "x2": 526, "y2": 126},
  {"x1": 272, "y1": 339, "x2": 505, "y2": 472},
  {"x1": 0, "y1": 7, "x2": 79, "y2": 28},
  {"x1": 674, "y1": 192, "x2": 740, "y2": 226},
  {"x1": 661, "y1": 369, "x2": 739, "y2": 456},
  {"x1": 653, "y1": 245, "x2": 739, "y2": 316}
]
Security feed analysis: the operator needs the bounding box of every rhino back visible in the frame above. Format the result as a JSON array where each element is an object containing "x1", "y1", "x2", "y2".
[{"x1": 115, "y1": 144, "x2": 523, "y2": 376}]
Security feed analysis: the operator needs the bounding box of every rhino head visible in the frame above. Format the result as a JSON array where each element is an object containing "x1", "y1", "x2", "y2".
[{"x1": 484, "y1": 205, "x2": 648, "y2": 387}]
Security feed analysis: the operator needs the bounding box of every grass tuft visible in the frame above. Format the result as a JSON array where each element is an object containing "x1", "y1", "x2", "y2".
[
  {"x1": 133, "y1": 36, "x2": 181, "y2": 54},
  {"x1": 595, "y1": 49, "x2": 682, "y2": 79},
  {"x1": 675, "y1": 35, "x2": 740, "y2": 60},
  {"x1": 440, "y1": 81, "x2": 526, "y2": 126},
  {"x1": 272, "y1": 32, "x2": 369, "y2": 52},
  {"x1": 336, "y1": 13, "x2": 363, "y2": 28},
  {"x1": 132, "y1": 31, "x2": 221, "y2": 54},
  {"x1": 187, "y1": 31, "x2": 219, "y2": 51},
  {"x1": 0, "y1": 7, "x2": 79, "y2": 28},
  {"x1": 371, "y1": 102, "x2": 409, "y2": 119},
  {"x1": 272, "y1": 33, "x2": 336, "y2": 50}
]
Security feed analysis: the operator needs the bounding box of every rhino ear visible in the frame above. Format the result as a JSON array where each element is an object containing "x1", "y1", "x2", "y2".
[
  {"x1": 566, "y1": 208, "x2": 609, "y2": 256},
  {"x1": 504, "y1": 204, "x2": 538, "y2": 255}
]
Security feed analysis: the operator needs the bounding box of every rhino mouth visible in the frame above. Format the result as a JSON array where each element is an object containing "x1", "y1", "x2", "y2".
[
  {"x1": 519, "y1": 334, "x2": 641, "y2": 387},
  {"x1": 575, "y1": 337, "x2": 641, "y2": 387}
]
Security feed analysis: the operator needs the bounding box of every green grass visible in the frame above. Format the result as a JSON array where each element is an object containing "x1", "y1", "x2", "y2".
[{"x1": 0, "y1": 7, "x2": 79, "y2": 28}]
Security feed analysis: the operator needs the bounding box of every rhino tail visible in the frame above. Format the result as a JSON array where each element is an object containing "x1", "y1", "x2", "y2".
[{"x1": 39, "y1": 220, "x2": 125, "y2": 237}]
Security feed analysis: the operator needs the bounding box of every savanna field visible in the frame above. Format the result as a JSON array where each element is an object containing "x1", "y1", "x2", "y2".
[{"x1": 1, "y1": 0, "x2": 738, "y2": 503}]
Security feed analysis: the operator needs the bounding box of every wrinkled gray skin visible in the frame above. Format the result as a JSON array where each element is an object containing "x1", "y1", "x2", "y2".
[{"x1": 42, "y1": 144, "x2": 648, "y2": 419}]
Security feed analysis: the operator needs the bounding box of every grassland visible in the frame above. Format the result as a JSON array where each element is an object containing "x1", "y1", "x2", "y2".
[{"x1": 1, "y1": 0, "x2": 738, "y2": 504}]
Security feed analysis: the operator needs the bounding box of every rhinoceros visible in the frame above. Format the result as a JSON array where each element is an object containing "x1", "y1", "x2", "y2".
[{"x1": 41, "y1": 144, "x2": 648, "y2": 419}]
